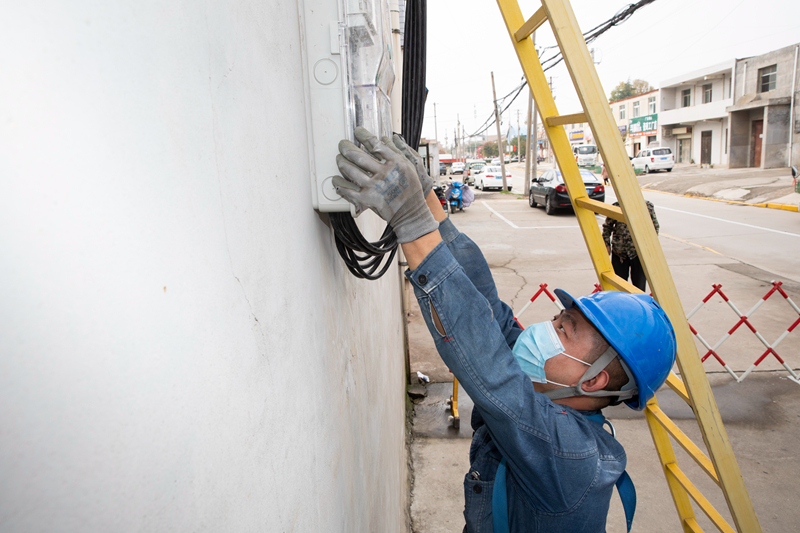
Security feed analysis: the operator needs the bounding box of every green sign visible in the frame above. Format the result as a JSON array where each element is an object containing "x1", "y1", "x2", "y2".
[{"x1": 629, "y1": 114, "x2": 658, "y2": 137}]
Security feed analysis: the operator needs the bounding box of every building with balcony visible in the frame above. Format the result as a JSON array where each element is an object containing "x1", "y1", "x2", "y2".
[
  {"x1": 659, "y1": 61, "x2": 734, "y2": 166},
  {"x1": 727, "y1": 43, "x2": 800, "y2": 169}
]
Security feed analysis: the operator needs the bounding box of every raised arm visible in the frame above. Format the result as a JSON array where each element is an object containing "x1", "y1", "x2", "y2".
[{"x1": 425, "y1": 192, "x2": 522, "y2": 348}]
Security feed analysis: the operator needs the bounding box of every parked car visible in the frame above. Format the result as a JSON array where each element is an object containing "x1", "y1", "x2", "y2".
[
  {"x1": 573, "y1": 144, "x2": 598, "y2": 166},
  {"x1": 465, "y1": 162, "x2": 485, "y2": 184},
  {"x1": 439, "y1": 162, "x2": 447, "y2": 176},
  {"x1": 529, "y1": 168, "x2": 604, "y2": 215},
  {"x1": 451, "y1": 162, "x2": 465, "y2": 175},
  {"x1": 632, "y1": 147, "x2": 674, "y2": 173},
  {"x1": 474, "y1": 165, "x2": 513, "y2": 191},
  {"x1": 490, "y1": 158, "x2": 501, "y2": 165},
  {"x1": 510, "y1": 156, "x2": 519, "y2": 163}
]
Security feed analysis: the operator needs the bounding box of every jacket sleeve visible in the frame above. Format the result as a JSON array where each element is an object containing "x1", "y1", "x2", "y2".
[
  {"x1": 602, "y1": 217, "x2": 614, "y2": 247},
  {"x1": 647, "y1": 201, "x2": 660, "y2": 234},
  {"x1": 437, "y1": 218, "x2": 522, "y2": 348}
]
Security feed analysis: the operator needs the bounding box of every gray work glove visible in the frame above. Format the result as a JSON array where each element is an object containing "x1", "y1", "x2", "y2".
[
  {"x1": 391, "y1": 134, "x2": 434, "y2": 198},
  {"x1": 333, "y1": 127, "x2": 438, "y2": 244}
]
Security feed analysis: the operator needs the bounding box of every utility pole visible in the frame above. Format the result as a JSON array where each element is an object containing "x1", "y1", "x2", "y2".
[
  {"x1": 457, "y1": 114, "x2": 461, "y2": 162},
  {"x1": 433, "y1": 103, "x2": 439, "y2": 144},
  {"x1": 548, "y1": 76, "x2": 555, "y2": 163},
  {"x1": 516, "y1": 109, "x2": 521, "y2": 160},
  {"x1": 524, "y1": 32, "x2": 536, "y2": 196},
  {"x1": 491, "y1": 71, "x2": 509, "y2": 191},
  {"x1": 524, "y1": 88, "x2": 533, "y2": 196}
]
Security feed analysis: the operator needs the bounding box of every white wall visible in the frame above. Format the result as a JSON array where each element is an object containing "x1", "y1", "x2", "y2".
[{"x1": 0, "y1": 2, "x2": 409, "y2": 531}]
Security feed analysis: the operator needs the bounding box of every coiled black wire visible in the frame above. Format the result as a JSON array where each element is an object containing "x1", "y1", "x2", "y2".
[{"x1": 330, "y1": 213, "x2": 398, "y2": 280}]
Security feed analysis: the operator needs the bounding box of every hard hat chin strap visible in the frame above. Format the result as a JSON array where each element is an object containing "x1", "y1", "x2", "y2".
[{"x1": 543, "y1": 345, "x2": 638, "y2": 403}]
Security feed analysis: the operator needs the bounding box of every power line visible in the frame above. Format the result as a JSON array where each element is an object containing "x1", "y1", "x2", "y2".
[{"x1": 467, "y1": 0, "x2": 657, "y2": 138}]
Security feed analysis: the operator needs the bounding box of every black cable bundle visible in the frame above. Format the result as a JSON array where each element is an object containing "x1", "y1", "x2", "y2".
[
  {"x1": 330, "y1": 213, "x2": 398, "y2": 280},
  {"x1": 329, "y1": 0, "x2": 426, "y2": 280}
]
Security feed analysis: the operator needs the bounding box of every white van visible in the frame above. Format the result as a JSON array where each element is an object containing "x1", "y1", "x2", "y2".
[{"x1": 573, "y1": 144, "x2": 598, "y2": 166}]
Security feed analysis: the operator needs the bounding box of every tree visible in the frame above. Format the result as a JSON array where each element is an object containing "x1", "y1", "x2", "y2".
[
  {"x1": 482, "y1": 141, "x2": 498, "y2": 157},
  {"x1": 609, "y1": 80, "x2": 634, "y2": 102},
  {"x1": 609, "y1": 78, "x2": 653, "y2": 102},
  {"x1": 631, "y1": 79, "x2": 653, "y2": 95}
]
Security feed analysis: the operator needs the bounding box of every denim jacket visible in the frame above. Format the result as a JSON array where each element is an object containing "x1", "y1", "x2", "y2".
[{"x1": 406, "y1": 219, "x2": 627, "y2": 533}]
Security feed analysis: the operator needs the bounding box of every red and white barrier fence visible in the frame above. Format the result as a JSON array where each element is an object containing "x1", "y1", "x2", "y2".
[{"x1": 513, "y1": 281, "x2": 800, "y2": 384}]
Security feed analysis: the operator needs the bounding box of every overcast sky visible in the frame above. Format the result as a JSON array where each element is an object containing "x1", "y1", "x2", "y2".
[{"x1": 420, "y1": 0, "x2": 800, "y2": 146}]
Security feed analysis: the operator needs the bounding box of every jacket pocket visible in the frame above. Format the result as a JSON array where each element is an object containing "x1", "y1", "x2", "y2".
[{"x1": 463, "y1": 473, "x2": 494, "y2": 533}]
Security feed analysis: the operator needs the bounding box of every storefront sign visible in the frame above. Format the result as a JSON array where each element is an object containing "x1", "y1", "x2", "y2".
[
  {"x1": 618, "y1": 125, "x2": 627, "y2": 134},
  {"x1": 629, "y1": 114, "x2": 658, "y2": 137},
  {"x1": 569, "y1": 129, "x2": 584, "y2": 141}
]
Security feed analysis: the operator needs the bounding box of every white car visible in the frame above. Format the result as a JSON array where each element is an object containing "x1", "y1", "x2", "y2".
[
  {"x1": 451, "y1": 162, "x2": 465, "y2": 175},
  {"x1": 474, "y1": 165, "x2": 512, "y2": 191},
  {"x1": 632, "y1": 147, "x2": 674, "y2": 173}
]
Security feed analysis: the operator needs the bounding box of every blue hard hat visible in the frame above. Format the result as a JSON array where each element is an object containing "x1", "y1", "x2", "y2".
[{"x1": 554, "y1": 289, "x2": 677, "y2": 410}]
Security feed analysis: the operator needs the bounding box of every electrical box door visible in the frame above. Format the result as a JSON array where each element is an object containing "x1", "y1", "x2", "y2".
[{"x1": 299, "y1": 0, "x2": 396, "y2": 213}]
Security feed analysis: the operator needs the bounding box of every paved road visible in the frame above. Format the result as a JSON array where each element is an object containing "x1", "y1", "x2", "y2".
[{"x1": 494, "y1": 162, "x2": 800, "y2": 283}]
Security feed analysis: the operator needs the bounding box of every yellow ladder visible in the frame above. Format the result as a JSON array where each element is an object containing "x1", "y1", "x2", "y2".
[{"x1": 494, "y1": 1, "x2": 761, "y2": 531}]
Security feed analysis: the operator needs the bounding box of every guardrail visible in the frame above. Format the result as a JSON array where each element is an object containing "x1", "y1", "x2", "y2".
[{"x1": 514, "y1": 282, "x2": 800, "y2": 384}]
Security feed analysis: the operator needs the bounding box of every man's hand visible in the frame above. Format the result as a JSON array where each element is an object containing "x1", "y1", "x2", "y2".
[
  {"x1": 606, "y1": 245, "x2": 611, "y2": 256},
  {"x1": 333, "y1": 127, "x2": 438, "y2": 244},
  {"x1": 392, "y1": 134, "x2": 434, "y2": 198}
]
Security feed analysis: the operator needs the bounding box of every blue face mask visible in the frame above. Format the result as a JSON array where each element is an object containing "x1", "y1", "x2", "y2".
[{"x1": 511, "y1": 321, "x2": 590, "y2": 386}]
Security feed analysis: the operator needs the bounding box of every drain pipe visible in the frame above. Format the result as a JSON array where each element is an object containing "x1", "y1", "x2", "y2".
[{"x1": 789, "y1": 45, "x2": 798, "y2": 167}]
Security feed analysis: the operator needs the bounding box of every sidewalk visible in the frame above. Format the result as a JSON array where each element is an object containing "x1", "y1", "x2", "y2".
[{"x1": 638, "y1": 164, "x2": 800, "y2": 209}]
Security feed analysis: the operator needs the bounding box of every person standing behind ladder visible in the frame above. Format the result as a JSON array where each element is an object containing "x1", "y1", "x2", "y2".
[{"x1": 602, "y1": 201, "x2": 659, "y2": 292}]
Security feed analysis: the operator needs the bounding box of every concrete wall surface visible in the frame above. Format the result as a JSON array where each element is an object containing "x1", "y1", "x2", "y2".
[{"x1": 0, "y1": 2, "x2": 409, "y2": 531}]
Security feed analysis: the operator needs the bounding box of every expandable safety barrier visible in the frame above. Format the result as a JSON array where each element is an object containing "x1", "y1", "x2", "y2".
[
  {"x1": 686, "y1": 281, "x2": 800, "y2": 384},
  {"x1": 514, "y1": 281, "x2": 800, "y2": 384}
]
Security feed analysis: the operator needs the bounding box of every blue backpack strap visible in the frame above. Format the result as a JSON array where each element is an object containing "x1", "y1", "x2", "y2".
[
  {"x1": 492, "y1": 457, "x2": 510, "y2": 533},
  {"x1": 583, "y1": 412, "x2": 636, "y2": 533},
  {"x1": 616, "y1": 470, "x2": 637, "y2": 532}
]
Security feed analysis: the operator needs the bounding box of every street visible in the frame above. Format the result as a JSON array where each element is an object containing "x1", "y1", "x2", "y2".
[{"x1": 408, "y1": 170, "x2": 800, "y2": 532}]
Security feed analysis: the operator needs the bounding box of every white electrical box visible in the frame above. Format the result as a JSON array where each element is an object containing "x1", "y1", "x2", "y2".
[{"x1": 298, "y1": 0, "x2": 396, "y2": 213}]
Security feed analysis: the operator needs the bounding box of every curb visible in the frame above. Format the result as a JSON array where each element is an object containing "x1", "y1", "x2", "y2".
[{"x1": 639, "y1": 185, "x2": 799, "y2": 212}]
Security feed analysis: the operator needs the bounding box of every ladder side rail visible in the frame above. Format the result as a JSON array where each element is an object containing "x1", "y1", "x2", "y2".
[
  {"x1": 644, "y1": 398, "x2": 699, "y2": 532},
  {"x1": 538, "y1": 1, "x2": 762, "y2": 530},
  {"x1": 494, "y1": 0, "x2": 616, "y2": 292}
]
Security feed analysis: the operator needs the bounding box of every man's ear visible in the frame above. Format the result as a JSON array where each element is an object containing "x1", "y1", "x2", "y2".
[{"x1": 581, "y1": 370, "x2": 610, "y2": 393}]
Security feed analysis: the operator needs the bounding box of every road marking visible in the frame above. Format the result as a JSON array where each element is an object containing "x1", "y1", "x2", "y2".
[
  {"x1": 661, "y1": 233, "x2": 722, "y2": 255},
  {"x1": 481, "y1": 201, "x2": 580, "y2": 229},
  {"x1": 656, "y1": 206, "x2": 800, "y2": 238}
]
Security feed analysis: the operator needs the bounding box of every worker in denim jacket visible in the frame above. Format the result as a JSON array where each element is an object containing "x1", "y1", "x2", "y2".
[{"x1": 333, "y1": 128, "x2": 677, "y2": 533}]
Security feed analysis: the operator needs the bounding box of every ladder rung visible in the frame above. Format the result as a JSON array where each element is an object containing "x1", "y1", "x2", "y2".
[
  {"x1": 665, "y1": 463, "x2": 737, "y2": 533},
  {"x1": 514, "y1": 6, "x2": 547, "y2": 42},
  {"x1": 573, "y1": 198, "x2": 623, "y2": 221},
  {"x1": 647, "y1": 404, "x2": 719, "y2": 485},
  {"x1": 666, "y1": 373, "x2": 691, "y2": 405},
  {"x1": 600, "y1": 271, "x2": 642, "y2": 294},
  {"x1": 683, "y1": 518, "x2": 704, "y2": 533},
  {"x1": 545, "y1": 112, "x2": 586, "y2": 127}
]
